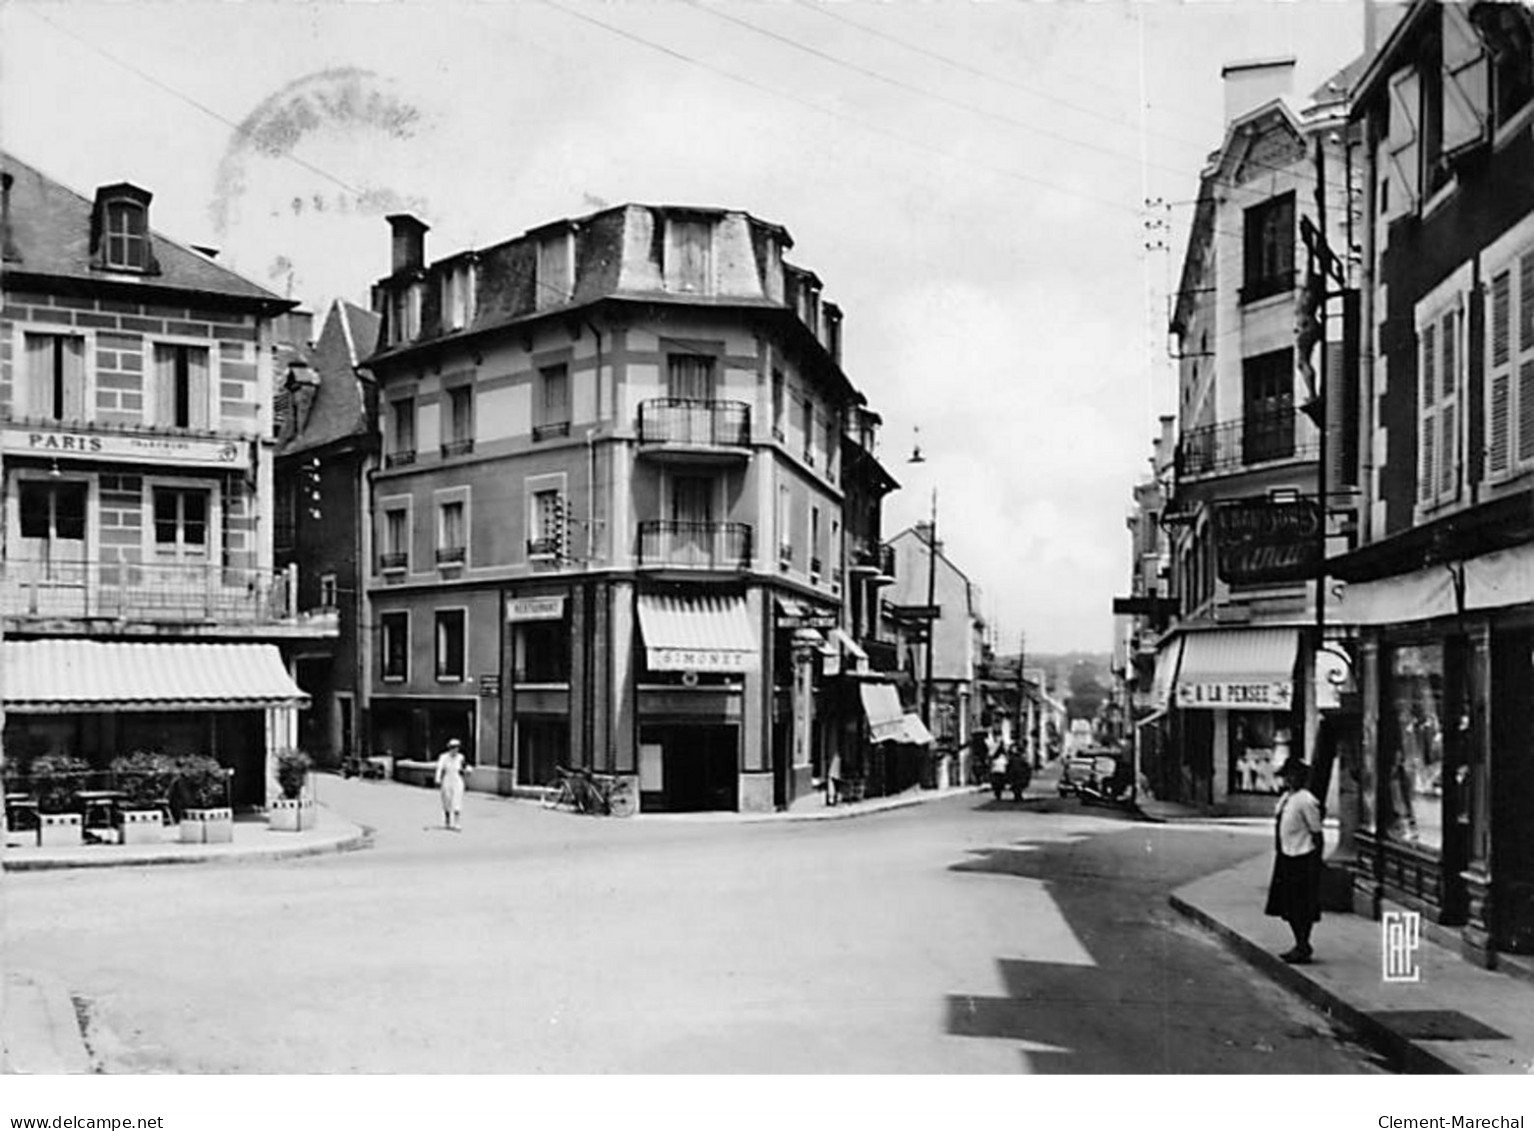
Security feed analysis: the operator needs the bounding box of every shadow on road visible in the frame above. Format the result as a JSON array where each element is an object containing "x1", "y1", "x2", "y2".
[{"x1": 941, "y1": 820, "x2": 1388, "y2": 1074}]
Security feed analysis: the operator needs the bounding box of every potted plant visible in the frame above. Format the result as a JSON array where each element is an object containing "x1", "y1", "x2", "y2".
[
  {"x1": 269, "y1": 749, "x2": 316, "y2": 832},
  {"x1": 175, "y1": 754, "x2": 233, "y2": 844},
  {"x1": 31, "y1": 754, "x2": 88, "y2": 847},
  {"x1": 108, "y1": 750, "x2": 174, "y2": 845}
]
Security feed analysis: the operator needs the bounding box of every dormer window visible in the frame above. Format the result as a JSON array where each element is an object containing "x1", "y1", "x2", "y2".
[
  {"x1": 91, "y1": 183, "x2": 156, "y2": 274},
  {"x1": 667, "y1": 217, "x2": 713, "y2": 294},
  {"x1": 441, "y1": 260, "x2": 476, "y2": 331}
]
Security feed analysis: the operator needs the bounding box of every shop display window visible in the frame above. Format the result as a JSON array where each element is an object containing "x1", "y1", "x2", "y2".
[
  {"x1": 1229, "y1": 711, "x2": 1290, "y2": 794},
  {"x1": 1383, "y1": 643, "x2": 1445, "y2": 851}
]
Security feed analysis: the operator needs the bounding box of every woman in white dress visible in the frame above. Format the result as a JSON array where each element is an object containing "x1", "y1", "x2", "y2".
[{"x1": 434, "y1": 738, "x2": 467, "y2": 830}]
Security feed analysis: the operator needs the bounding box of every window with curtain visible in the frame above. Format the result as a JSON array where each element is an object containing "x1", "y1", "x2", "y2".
[
  {"x1": 153, "y1": 343, "x2": 211, "y2": 429},
  {"x1": 537, "y1": 365, "x2": 571, "y2": 439},
  {"x1": 667, "y1": 354, "x2": 716, "y2": 401},
  {"x1": 381, "y1": 611, "x2": 409, "y2": 680},
  {"x1": 438, "y1": 500, "x2": 465, "y2": 559},
  {"x1": 435, "y1": 609, "x2": 466, "y2": 681},
  {"x1": 24, "y1": 333, "x2": 86, "y2": 421}
]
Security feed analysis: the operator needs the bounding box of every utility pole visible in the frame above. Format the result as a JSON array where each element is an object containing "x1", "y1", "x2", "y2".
[
  {"x1": 920, "y1": 487, "x2": 938, "y2": 734},
  {"x1": 1014, "y1": 630, "x2": 1029, "y2": 768}
]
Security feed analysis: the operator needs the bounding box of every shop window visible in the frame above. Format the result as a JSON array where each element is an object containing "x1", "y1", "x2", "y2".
[
  {"x1": 1229, "y1": 712, "x2": 1290, "y2": 795},
  {"x1": 1383, "y1": 643, "x2": 1446, "y2": 850}
]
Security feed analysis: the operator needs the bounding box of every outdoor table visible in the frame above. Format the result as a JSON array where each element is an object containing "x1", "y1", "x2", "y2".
[
  {"x1": 75, "y1": 789, "x2": 126, "y2": 835},
  {"x1": 5, "y1": 793, "x2": 40, "y2": 833}
]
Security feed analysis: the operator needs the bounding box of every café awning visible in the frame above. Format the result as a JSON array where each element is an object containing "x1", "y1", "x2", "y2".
[
  {"x1": 894, "y1": 713, "x2": 935, "y2": 746},
  {"x1": 637, "y1": 593, "x2": 759, "y2": 672},
  {"x1": 859, "y1": 682, "x2": 906, "y2": 743},
  {"x1": 1151, "y1": 636, "x2": 1183, "y2": 709},
  {"x1": 1, "y1": 640, "x2": 309, "y2": 713},
  {"x1": 1174, "y1": 628, "x2": 1299, "y2": 711}
]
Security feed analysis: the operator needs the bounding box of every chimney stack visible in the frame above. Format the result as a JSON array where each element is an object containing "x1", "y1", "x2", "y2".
[
  {"x1": 387, "y1": 213, "x2": 429, "y2": 275},
  {"x1": 1221, "y1": 57, "x2": 1296, "y2": 123}
]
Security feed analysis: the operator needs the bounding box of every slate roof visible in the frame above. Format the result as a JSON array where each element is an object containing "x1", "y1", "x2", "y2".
[
  {"x1": 276, "y1": 299, "x2": 380, "y2": 457},
  {"x1": 1, "y1": 150, "x2": 286, "y2": 308}
]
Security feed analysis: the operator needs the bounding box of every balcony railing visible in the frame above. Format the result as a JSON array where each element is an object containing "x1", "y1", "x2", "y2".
[
  {"x1": 1177, "y1": 408, "x2": 1316, "y2": 480},
  {"x1": 384, "y1": 449, "x2": 416, "y2": 469},
  {"x1": 637, "y1": 521, "x2": 752, "y2": 570},
  {"x1": 533, "y1": 421, "x2": 571, "y2": 442},
  {"x1": 440, "y1": 439, "x2": 475, "y2": 459},
  {"x1": 379, "y1": 551, "x2": 409, "y2": 572},
  {"x1": 850, "y1": 542, "x2": 896, "y2": 581},
  {"x1": 637, "y1": 399, "x2": 751, "y2": 449},
  {"x1": 435, "y1": 546, "x2": 466, "y2": 565},
  {"x1": 1, "y1": 558, "x2": 301, "y2": 625}
]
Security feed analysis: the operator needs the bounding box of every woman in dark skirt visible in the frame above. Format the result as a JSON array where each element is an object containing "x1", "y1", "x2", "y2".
[{"x1": 1265, "y1": 758, "x2": 1324, "y2": 963}]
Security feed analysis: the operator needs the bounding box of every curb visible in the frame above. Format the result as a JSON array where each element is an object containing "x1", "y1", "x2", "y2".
[
  {"x1": 1168, "y1": 890, "x2": 1459, "y2": 1074},
  {"x1": 2, "y1": 822, "x2": 372, "y2": 873},
  {"x1": 2, "y1": 970, "x2": 92, "y2": 1075},
  {"x1": 764, "y1": 788, "x2": 983, "y2": 822}
]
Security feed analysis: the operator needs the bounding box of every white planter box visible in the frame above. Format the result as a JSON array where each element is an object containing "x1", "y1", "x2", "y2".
[
  {"x1": 38, "y1": 812, "x2": 83, "y2": 848},
  {"x1": 268, "y1": 796, "x2": 316, "y2": 832},
  {"x1": 180, "y1": 807, "x2": 234, "y2": 844},
  {"x1": 117, "y1": 809, "x2": 164, "y2": 845}
]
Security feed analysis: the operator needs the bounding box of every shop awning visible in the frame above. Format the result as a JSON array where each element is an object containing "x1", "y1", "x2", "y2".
[
  {"x1": 1151, "y1": 636, "x2": 1183, "y2": 709},
  {"x1": 829, "y1": 628, "x2": 867, "y2": 661},
  {"x1": 1174, "y1": 628, "x2": 1299, "y2": 711},
  {"x1": 860, "y1": 682, "x2": 906, "y2": 743},
  {"x1": 894, "y1": 713, "x2": 935, "y2": 746},
  {"x1": 1, "y1": 640, "x2": 309, "y2": 713},
  {"x1": 637, "y1": 593, "x2": 759, "y2": 673}
]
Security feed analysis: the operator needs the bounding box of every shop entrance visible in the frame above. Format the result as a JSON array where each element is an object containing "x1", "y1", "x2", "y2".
[
  {"x1": 1493, "y1": 628, "x2": 1534, "y2": 953},
  {"x1": 639, "y1": 724, "x2": 738, "y2": 812}
]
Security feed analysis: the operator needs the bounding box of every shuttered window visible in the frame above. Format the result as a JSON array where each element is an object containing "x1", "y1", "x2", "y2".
[
  {"x1": 1489, "y1": 269, "x2": 1513, "y2": 476},
  {"x1": 1519, "y1": 252, "x2": 1534, "y2": 466},
  {"x1": 1485, "y1": 244, "x2": 1534, "y2": 482},
  {"x1": 153, "y1": 344, "x2": 211, "y2": 429},
  {"x1": 1441, "y1": 4, "x2": 1491, "y2": 157},
  {"x1": 1420, "y1": 323, "x2": 1438, "y2": 504},
  {"x1": 1418, "y1": 291, "x2": 1466, "y2": 512},
  {"x1": 24, "y1": 333, "x2": 86, "y2": 421},
  {"x1": 1386, "y1": 69, "x2": 1422, "y2": 219},
  {"x1": 1438, "y1": 309, "x2": 1459, "y2": 501}
]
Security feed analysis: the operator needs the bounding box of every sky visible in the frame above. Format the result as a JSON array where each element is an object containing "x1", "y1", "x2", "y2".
[{"x1": 0, "y1": 0, "x2": 1376, "y2": 654}]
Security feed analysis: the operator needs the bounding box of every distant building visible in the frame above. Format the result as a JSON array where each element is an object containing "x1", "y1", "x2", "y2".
[{"x1": 0, "y1": 152, "x2": 331, "y2": 805}]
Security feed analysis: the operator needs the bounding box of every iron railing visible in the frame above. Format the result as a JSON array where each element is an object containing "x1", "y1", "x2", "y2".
[
  {"x1": 850, "y1": 542, "x2": 896, "y2": 579},
  {"x1": 0, "y1": 558, "x2": 300, "y2": 624},
  {"x1": 637, "y1": 521, "x2": 752, "y2": 570},
  {"x1": 379, "y1": 551, "x2": 409, "y2": 572},
  {"x1": 637, "y1": 399, "x2": 751, "y2": 449},
  {"x1": 1177, "y1": 408, "x2": 1317, "y2": 480},
  {"x1": 384, "y1": 449, "x2": 416, "y2": 469},
  {"x1": 440, "y1": 439, "x2": 475, "y2": 459}
]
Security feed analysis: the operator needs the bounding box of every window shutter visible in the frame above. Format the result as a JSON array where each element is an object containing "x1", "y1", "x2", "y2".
[
  {"x1": 1387, "y1": 69, "x2": 1422, "y2": 216},
  {"x1": 1520, "y1": 252, "x2": 1534, "y2": 466},
  {"x1": 1441, "y1": 4, "x2": 1491, "y2": 157},
  {"x1": 1439, "y1": 310, "x2": 1458, "y2": 501},
  {"x1": 1420, "y1": 322, "x2": 1437, "y2": 505},
  {"x1": 154, "y1": 345, "x2": 176, "y2": 426},
  {"x1": 1489, "y1": 270, "x2": 1513, "y2": 475},
  {"x1": 188, "y1": 348, "x2": 210, "y2": 430},
  {"x1": 60, "y1": 336, "x2": 86, "y2": 420}
]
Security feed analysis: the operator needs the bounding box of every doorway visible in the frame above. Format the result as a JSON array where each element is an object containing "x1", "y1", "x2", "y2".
[{"x1": 640, "y1": 724, "x2": 738, "y2": 812}]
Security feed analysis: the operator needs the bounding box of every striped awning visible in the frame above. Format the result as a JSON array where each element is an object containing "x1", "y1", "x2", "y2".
[
  {"x1": 895, "y1": 713, "x2": 935, "y2": 747},
  {"x1": 1151, "y1": 636, "x2": 1183, "y2": 709},
  {"x1": 637, "y1": 593, "x2": 759, "y2": 672},
  {"x1": 1174, "y1": 628, "x2": 1299, "y2": 711},
  {"x1": 2, "y1": 640, "x2": 309, "y2": 713},
  {"x1": 860, "y1": 681, "x2": 905, "y2": 742}
]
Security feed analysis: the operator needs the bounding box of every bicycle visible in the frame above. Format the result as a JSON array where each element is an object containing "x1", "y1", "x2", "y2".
[{"x1": 540, "y1": 766, "x2": 636, "y2": 817}]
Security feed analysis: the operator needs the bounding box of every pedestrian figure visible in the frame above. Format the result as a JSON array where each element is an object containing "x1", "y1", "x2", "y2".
[
  {"x1": 1265, "y1": 758, "x2": 1324, "y2": 963},
  {"x1": 434, "y1": 738, "x2": 467, "y2": 831},
  {"x1": 1007, "y1": 746, "x2": 1032, "y2": 801},
  {"x1": 989, "y1": 743, "x2": 1009, "y2": 802}
]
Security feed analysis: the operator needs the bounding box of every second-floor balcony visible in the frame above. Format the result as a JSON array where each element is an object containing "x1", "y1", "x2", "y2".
[
  {"x1": 637, "y1": 520, "x2": 752, "y2": 570},
  {"x1": 637, "y1": 399, "x2": 751, "y2": 463},
  {"x1": 850, "y1": 542, "x2": 897, "y2": 585},
  {"x1": 1177, "y1": 408, "x2": 1317, "y2": 481},
  {"x1": 0, "y1": 557, "x2": 326, "y2": 631}
]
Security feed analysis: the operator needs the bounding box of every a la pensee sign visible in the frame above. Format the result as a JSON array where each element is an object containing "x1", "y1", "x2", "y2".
[{"x1": 1176, "y1": 680, "x2": 1293, "y2": 711}]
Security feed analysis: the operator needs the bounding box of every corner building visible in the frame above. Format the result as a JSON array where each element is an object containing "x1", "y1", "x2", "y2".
[{"x1": 365, "y1": 205, "x2": 864, "y2": 812}]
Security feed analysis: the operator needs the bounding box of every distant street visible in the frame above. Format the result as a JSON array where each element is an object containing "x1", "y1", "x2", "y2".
[{"x1": 5, "y1": 777, "x2": 1385, "y2": 1073}]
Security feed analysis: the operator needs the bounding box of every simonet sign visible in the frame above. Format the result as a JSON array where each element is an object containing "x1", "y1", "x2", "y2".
[{"x1": 1213, "y1": 496, "x2": 1321, "y2": 586}]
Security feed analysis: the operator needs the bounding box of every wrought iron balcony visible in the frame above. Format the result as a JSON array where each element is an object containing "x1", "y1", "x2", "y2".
[
  {"x1": 637, "y1": 520, "x2": 752, "y2": 570},
  {"x1": 440, "y1": 439, "x2": 475, "y2": 459},
  {"x1": 384, "y1": 449, "x2": 416, "y2": 469},
  {"x1": 533, "y1": 421, "x2": 571, "y2": 442},
  {"x1": 1, "y1": 558, "x2": 310, "y2": 626},
  {"x1": 850, "y1": 542, "x2": 896, "y2": 583},
  {"x1": 435, "y1": 546, "x2": 466, "y2": 565},
  {"x1": 1176, "y1": 408, "x2": 1317, "y2": 481},
  {"x1": 637, "y1": 399, "x2": 751, "y2": 454},
  {"x1": 379, "y1": 551, "x2": 409, "y2": 572}
]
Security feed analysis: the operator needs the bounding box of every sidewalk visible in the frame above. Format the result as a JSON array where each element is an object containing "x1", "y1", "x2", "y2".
[
  {"x1": 639, "y1": 783, "x2": 987, "y2": 823},
  {"x1": 2, "y1": 803, "x2": 369, "y2": 873},
  {"x1": 1170, "y1": 851, "x2": 1534, "y2": 1074}
]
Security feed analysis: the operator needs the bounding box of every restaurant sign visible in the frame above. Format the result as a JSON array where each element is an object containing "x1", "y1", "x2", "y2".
[
  {"x1": 1, "y1": 423, "x2": 248, "y2": 470},
  {"x1": 1176, "y1": 680, "x2": 1293, "y2": 711},
  {"x1": 506, "y1": 596, "x2": 566, "y2": 622},
  {"x1": 1213, "y1": 497, "x2": 1321, "y2": 585}
]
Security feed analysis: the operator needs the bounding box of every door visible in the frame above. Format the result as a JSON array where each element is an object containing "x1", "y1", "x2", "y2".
[{"x1": 16, "y1": 479, "x2": 88, "y2": 615}]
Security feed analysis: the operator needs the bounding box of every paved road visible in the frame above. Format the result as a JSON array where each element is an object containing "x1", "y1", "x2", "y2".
[{"x1": 4, "y1": 778, "x2": 1386, "y2": 1073}]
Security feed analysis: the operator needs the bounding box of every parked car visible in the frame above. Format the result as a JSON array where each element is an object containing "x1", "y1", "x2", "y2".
[{"x1": 1057, "y1": 749, "x2": 1118, "y2": 797}]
